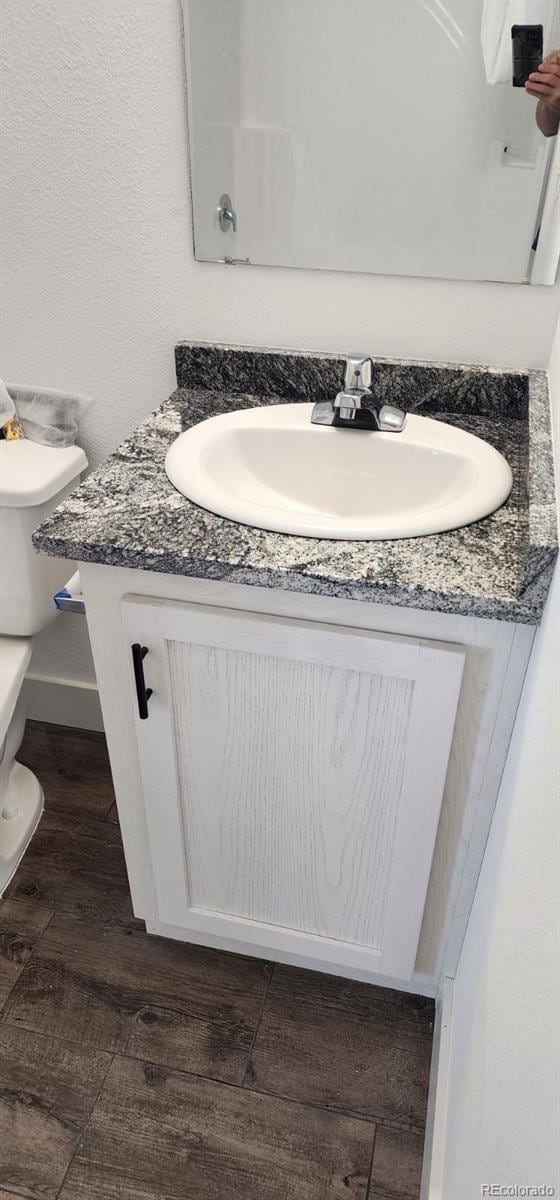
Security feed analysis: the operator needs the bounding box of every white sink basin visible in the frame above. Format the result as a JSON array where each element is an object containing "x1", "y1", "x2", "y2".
[{"x1": 165, "y1": 403, "x2": 513, "y2": 540}]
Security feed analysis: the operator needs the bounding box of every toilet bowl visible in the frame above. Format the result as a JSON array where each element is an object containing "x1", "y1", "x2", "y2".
[
  {"x1": 0, "y1": 436, "x2": 87, "y2": 893},
  {"x1": 0, "y1": 637, "x2": 42, "y2": 891}
]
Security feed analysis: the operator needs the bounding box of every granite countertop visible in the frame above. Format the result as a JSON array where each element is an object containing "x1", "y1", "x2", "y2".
[{"x1": 33, "y1": 344, "x2": 558, "y2": 624}]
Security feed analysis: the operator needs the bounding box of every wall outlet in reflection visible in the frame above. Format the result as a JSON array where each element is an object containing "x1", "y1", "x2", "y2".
[{"x1": 502, "y1": 143, "x2": 538, "y2": 170}]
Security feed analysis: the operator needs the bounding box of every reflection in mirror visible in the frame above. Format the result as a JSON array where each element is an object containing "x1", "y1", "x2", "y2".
[{"x1": 183, "y1": 0, "x2": 560, "y2": 285}]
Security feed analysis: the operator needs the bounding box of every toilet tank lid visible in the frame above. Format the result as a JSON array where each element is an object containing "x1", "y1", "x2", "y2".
[{"x1": 0, "y1": 440, "x2": 88, "y2": 507}]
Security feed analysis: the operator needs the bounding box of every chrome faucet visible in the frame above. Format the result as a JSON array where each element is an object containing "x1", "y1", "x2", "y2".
[{"x1": 311, "y1": 355, "x2": 406, "y2": 432}]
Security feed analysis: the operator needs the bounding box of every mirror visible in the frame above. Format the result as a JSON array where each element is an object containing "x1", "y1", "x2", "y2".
[{"x1": 183, "y1": 0, "x2": 560, "y2": 285}]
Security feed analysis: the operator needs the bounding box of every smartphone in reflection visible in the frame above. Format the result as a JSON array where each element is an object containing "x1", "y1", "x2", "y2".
[{"x1": 511, "y1": 24, "x2": 543, "y2": 87}]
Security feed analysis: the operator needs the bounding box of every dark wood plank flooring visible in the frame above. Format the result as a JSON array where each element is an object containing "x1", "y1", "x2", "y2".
[
  {"x1": 0, "y1": 721, "x2": 434, "y2": 1199},
  {"x1": 0, "y1": 1024, "x2": 110, "y2": 1199},
  {"x1": 0, "y1": 898, "x2": 52, "y2": 1007}
]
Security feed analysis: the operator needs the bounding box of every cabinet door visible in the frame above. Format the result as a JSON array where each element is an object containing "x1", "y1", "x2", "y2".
[{"x1": 122, "y1": 596, "x2": 464, "y2": 981}]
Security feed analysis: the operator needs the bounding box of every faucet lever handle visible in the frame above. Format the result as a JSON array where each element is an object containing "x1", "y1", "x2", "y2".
[{"x1": 344, "y1": 355, "x2": 373, "y2": 392}]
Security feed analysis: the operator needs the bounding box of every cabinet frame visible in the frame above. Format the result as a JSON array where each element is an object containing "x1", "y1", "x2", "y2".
[{"x1": 81, "y1": 562, "x2": 534, "y2": 995}]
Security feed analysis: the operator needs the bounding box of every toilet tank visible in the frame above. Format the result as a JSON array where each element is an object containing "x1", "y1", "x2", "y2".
[{"x1": 0, "y1": 439, "x2": 88, "y2": 635}]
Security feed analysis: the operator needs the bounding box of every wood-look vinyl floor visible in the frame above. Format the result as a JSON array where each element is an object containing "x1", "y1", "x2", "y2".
[{"x1": 0, "y1": 721, "x2": 433, "y2": 1200}]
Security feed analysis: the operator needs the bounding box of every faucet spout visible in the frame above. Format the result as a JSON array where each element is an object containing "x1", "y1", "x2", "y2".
[
  {"x1": 334, "y1": 388, "x2": 369, "y2": 422},
  {"x1": 311, "y1": 355, "x2": 406, "y2": 432}
]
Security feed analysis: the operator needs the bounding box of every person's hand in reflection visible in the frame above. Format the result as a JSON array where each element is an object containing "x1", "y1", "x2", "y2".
[{"x1": 526, "y1": 51, "x2": 560, "y2": 136}]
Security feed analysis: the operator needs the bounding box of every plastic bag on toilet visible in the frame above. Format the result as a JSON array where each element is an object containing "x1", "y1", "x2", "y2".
[{"x1": 6, "y1": 383, "x2": 91, "y2": 447}]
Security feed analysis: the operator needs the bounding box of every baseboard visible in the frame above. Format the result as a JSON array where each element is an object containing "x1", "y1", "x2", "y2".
[
  {"x1": 421, "y1": 976, "x2": 454, "y2": 1199},
  {"x1": 22, "y1": 674, "x2": 104, "y2": 733}
]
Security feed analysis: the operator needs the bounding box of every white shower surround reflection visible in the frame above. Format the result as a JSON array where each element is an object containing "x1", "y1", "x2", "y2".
[{"x1": 183, "y1": 0, "x2": 560, "y2": 284}]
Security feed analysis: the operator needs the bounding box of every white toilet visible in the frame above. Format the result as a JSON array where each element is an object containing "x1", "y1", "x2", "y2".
[{"x1": 0, "y1": 436, "x2": 87, "y2": 893}]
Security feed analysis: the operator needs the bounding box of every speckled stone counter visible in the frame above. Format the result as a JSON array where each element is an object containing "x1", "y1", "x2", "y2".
[{"x1": 33, "y1": 344, "x2": 557, "y2": 624}]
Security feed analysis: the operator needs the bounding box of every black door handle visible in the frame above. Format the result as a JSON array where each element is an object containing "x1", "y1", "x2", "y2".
[{"x1": 131, "y1": 643, "x2": 153, "y2": 719}]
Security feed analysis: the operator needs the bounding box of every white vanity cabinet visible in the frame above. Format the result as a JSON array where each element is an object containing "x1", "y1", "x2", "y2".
[
  {"x1": 122, "y1": 596, "x2": 464, "y2": 981},
  {"x1": 80, "y1": 563, "x2": 534, "y2": 996}
]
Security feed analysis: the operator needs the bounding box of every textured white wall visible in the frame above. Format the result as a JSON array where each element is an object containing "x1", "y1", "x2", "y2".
[
  {"x1": 0, "y1": 0, "x2": 559, "y2": 686},
  {"x1": 439, "y1": 317, "x2": 560, "y2": 1196}
]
